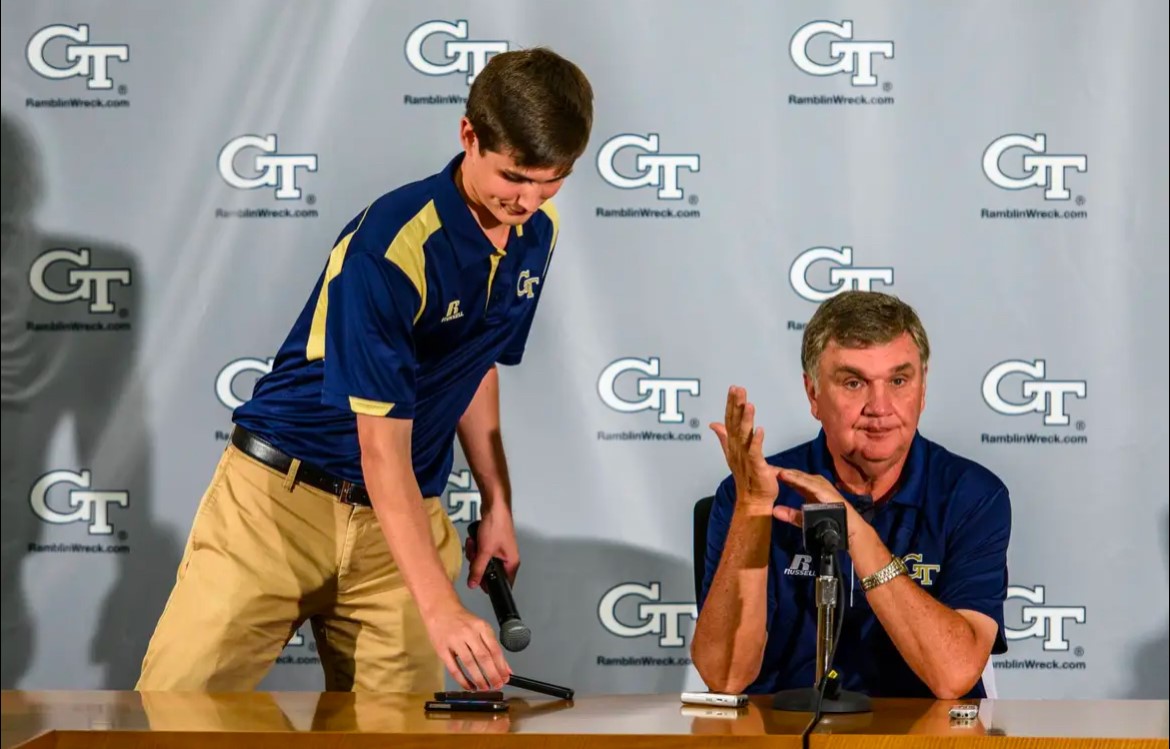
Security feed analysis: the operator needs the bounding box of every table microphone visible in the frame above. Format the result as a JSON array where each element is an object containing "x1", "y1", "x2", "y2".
[{"x1": 467, "y1": 521, "x2": 531, "y2": 652}]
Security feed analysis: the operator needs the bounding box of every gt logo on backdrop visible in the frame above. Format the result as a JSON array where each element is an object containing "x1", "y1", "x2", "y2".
[
  {"x1": 790, "y1": 20, "x2": 893, "y2": 86},
  {"x1": 596, "y1": 134, "x2": 700, "y2": 200},
  {"x1": 216, "y1": 358, "x2": 274, "y2": 410},
  {"x1": 29, "y1": 248, "x2": 130, "y2": 314},
  {"x1": 982, "y1": 134, "x2": 1087, "y2": 201},
  {"x1": 982, "y1": 360, "x2": 1086, "y2": 426},
  {"x1": 598, "y1": 582, "x2": 697, "y2": 648},
  {"x1": 218, "y1": 135, "x2": 318, "y2": 200},
  {"x1": 404, "y1": 20, "x2": 507, "y2": 84},
  {"x1": 445, "y1": 469, "x2": 482, "y2": 523},
  {"x1": 30, "y1": 470, "x2": 128, "y2": 535},
  {"x1": 26, "y1": 24, "x2": 128, "y2": 90},
  {"x1": 598, "y1": 358, "x2": 699, "y2": 424},
  {"x1": 1005, "y1": 584, "x2": 1086, "y2": 651},
  {"x1": 790, "y1": 246, "x2": 894, "y2": 302}
]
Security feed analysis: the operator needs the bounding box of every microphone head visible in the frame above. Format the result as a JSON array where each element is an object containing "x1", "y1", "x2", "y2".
[
  {"x1": 500, "y1": 619, "x2": 531, "y2": 652},
  {"x1": 802, "y1": 502, "x2": 849, "y2": 553}
]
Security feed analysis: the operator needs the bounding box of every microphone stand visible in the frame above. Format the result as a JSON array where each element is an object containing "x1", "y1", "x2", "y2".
[
  {"x1": 772, "y1": 527, "x2": 870, "y2": 713},
  {"x1": 507, "y1": 673, "x2": 574, "y2": 701}
]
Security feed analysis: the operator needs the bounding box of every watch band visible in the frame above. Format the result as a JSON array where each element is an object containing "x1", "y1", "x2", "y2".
[{"x1": 861, "y1": 555, "x2": 908, "y2": 591}]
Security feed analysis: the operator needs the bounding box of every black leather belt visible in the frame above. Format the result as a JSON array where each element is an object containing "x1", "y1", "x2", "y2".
[{"x1": 231, "y1": 427, "x2": 371, "y2": 507}]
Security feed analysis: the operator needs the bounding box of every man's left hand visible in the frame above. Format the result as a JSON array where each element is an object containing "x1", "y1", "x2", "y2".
[
  {"x1": 466, "y1": 508, "x2": 520, "y2": 588},
  {"x1": 773, "y1": 468, "x2": 871, "y2": 545}
]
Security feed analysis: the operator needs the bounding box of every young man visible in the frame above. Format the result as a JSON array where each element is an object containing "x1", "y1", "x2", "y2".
[
  {"x1": 137, "y1": 48, "x2": 593, "y2": 693},
  {"x1": 693, "y1": 291, "x2": 1010, "y2": 699}
]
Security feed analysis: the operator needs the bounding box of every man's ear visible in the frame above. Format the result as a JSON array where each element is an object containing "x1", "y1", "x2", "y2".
[
  {"x1": 459, "y1": 117, "x2": 477, "y2": 153},
  {"x1": 803, "y1": 372, "x2": 820, "y2": 421}
]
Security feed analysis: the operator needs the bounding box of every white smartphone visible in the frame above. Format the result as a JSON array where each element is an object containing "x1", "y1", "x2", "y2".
[
  {"x1": 680, "y1": 691, "x2": 749, "y2": 708},
  {"x1": 680, "y1": 705, "x2": 742, "y2": 719},
  {"x1": 948, "y1": 704, "x2": 979, "y2": 720}
]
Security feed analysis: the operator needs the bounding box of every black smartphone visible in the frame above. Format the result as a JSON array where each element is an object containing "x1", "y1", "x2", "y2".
[
  {"x1": 424, "y1": 698, "x2": 508, "y2": 713},
  {"x1": 434, "y1": 690, "x2": 504, "y2": 701}
]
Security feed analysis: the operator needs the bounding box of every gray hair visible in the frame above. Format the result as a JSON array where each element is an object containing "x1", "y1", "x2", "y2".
[{"x1": 801, "y1": 291, "x2": 931, "y2": 381}]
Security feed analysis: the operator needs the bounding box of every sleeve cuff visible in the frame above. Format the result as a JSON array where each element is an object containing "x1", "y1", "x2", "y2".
[{"x1": 322, "y1": 390, "x2": 414, "y2": 419}]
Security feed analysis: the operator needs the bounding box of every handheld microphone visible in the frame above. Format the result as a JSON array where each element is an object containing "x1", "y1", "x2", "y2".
[{"x1": 467, "y1": 521, "x2": 531, "y2": 652}]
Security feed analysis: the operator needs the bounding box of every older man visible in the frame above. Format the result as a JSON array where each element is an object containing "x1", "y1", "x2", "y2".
[{"x1": 692, "y1": 291, "x2": 1010, "y2": 699}]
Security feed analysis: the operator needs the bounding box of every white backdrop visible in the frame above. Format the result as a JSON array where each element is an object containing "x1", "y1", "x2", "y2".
[{"x1": 1, "y1": 0, "x2": 1167, "y2": 699}]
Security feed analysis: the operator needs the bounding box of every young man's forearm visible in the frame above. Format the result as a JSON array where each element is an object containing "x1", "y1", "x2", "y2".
[
  {"x1": 358, "y1": 416, "x2": 460, "y2": 618},
  {"x1": 691, "y1": 500, "x2": 774, "y2": 693}
]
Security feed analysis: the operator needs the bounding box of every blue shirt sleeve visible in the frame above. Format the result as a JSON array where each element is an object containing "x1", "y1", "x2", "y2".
[
  {"x1": 936, "y1": 485, "x2": 1012, "y2": 654},
  {"x1": 320, "y1": 250, "x2": 421, "y2": 419},
  {"x1": 497, "y1": 298, "x2": 540, "y2": 366}
]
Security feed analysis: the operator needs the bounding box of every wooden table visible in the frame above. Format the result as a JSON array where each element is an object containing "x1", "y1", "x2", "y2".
[{"x1": 3, "y1": 692, "x2": 1166, "y2": 748}]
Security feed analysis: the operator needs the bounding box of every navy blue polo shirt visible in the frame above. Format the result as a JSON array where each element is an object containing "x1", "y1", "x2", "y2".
[
  {"x1": 699, "y1": 431, "x2": 1011, "y2": 698},
  {"x1": 234, "y1": 154, "x2": 559, "y2": 497}
]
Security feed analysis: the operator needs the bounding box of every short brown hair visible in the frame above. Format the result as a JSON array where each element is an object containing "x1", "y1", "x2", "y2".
[
  {"x1": 465, "y1": 47, "x2": 593, "y2": 169},
  {"x1": 800, "y1": 291, "x2": 931, "y2": 380}
]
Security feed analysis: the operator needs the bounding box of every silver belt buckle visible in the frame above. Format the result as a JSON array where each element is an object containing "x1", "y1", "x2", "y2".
[{"x1": 337, "y1": 481, "x2": 358, "y2": 505}]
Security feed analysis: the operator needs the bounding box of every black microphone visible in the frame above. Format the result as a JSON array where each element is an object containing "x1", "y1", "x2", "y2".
[
  {"x1": 467, "y1": 521, "x2": 531, "y2": 652},
  {"x1": 802, "y1": 503, "x2": 849, "y2": 556}
]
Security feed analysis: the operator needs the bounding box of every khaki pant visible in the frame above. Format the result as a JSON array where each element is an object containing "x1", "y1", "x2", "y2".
[{"x1": 136, "y1": 445, "x2": 462, "y2": 692}]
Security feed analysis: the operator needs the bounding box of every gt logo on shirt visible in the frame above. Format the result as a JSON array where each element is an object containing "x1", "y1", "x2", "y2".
[
  {"x1": 517, "y1": 270, "x2": 540, "y2": 299},
  {"x1": 26, "y1": 24, "x2": 128, "y2": 90},
  {"x1": 598, "y1": 357, "x2": 700, "y2": 424},
  {"x1": 982, "y1": 359, "x2": 1086, "y2": 426},
  {"x1": 790, "y1": 246, "x2": 894, "y2": 302},
  {"x1": 982, "y1": 134, "x2": 1087, "y2": 201},
  {"x1": 598, "y1": 582, "x2": 697, "y2": 648},
  {"x1": 30, "y1": 470, "x2": 128, "y2": 535},
  {"x1": 445, "y1": 469, "x2": 481, "y2": 523},
  {"x1": 218, "y1": 135, "x2": 318, "y2": 200},
  {"x1": 903, "y1": 553, "x2": 940, "y2": 586},
  {"x1": 216, "y1": 357, "x2": 274, "y2": 409},
  {"x1": 1005, "y1": 585, "x2": 1086, "y2": 651},
  {"x1": 404, "y1": 20, "x2": 507, "y2": 85},
  {"x1": 29, "y1": 248, "x2": 130, "y2": 314},
  {"x1": 789, "y1": 20, "x2": 894, "y2": 87},
  {"x1": 596, "y1": 134, "x2": 700, "y2": 200}
]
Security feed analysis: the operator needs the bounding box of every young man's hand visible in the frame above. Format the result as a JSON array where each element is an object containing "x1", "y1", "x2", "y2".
[
  {"x1": 423, "y1": 601, "x2": 512, "y2": 691},
  {"x1": 466, "y1": 508, "x2": 520, "y2": 587}
]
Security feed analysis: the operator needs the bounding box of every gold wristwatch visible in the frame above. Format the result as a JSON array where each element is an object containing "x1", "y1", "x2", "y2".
[{"x1": 861, "y1": 555, "x2": 907, "y2": 591}]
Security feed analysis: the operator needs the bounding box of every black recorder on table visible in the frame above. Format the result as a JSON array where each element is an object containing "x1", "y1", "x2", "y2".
[{"x1": 425, "y1": 690, "x2": 508, "y2": 713}]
